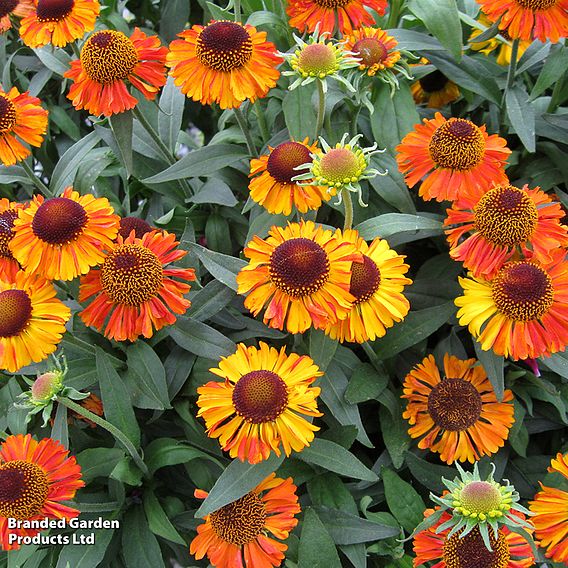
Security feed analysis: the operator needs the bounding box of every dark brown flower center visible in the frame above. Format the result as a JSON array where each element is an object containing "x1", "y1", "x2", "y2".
[
  {"x1": 0, "y1": 94, "x2": 17, "y2": 133},
  {"x1": 196, "y1": 21, "x2": 253, "y2": 72},
  {"x1": 443, "y1": 526, "x2": 510, "y2": 568},
  {"x1": 118, "y1": 217, "x2": 153, "y2": 240},
  {"x1": 349, "y1": 255, "x2": 380, "y2": 304},
  {"x1": 0, "y1": 0, "x2": 18, "y2": 19},
  {"x1": 32, "y1": 197, "x2": 88, "y2": 245},
  {"x1": 516, "y1": 0, "x2": 557, "y2": 9},
  {"x1": 427, "y1": 378, "x2": 482, "y2": 431},
  {"x1": 0, "y1": 208, "x2": 18, "y2": 259},
  {"x1": 36, "y1": 0, "x2": 74, "y2": 22},
  {"x1": 353, "y1": 37, "x2": 388, "y2": 67},
  {"x1": 492, "y1": 262, "x2": 554, "y2": 321},
  {"x1": 0, "y1": 461, "x2": 49, "y2": 521},
  {"x1": 429, "y1": 119, "x2": 485, "y2": 170},
  {"x1": 313, "y1": 0, "x2": 352, "y2": 7},
  {"x1": 269, "y1": 237, "x2": 330, "y2": 297},
  {"x1": 0, "y1": 289, "x2": 33, "y2": 337},
  {"x1": 266, "y1": 142, "x2": 312, "y2": 183},
  {"x1": 81, "y1": 30, "x2": 139, "y2": 85},
  {"x1": 232, "y1": 370, "x2": 288, "y2": 423},
  {"x1": 419, "y1": 69, "x2": 449, "y2": 93},
  {"x1": 210, "y1": 492, "x2": 266, "y2": 546},
  {"x1": 474, "y1": 185, "x2": 538, "y2": 247},
  {"x1": 100, "y1": 243, "x2": 163, "y2": 306}
]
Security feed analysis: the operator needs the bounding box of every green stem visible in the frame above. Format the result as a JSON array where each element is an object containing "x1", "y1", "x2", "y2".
[
  {"x1": 234, "y1": 0, "x2": 241, "y2": 22},
  {"x1": 57, "y1": 397, "x2": 149, "y2": 477},
  {"x1": 20, "y1": 160, "x2": 52, "y2": 197},
  {"x1": 342, "y1": 188, "x2": 354, "y2": 230},
  {"x1": 350, "y1": 105, "x2": 361, "y2": 138},
  {"x1": 387, "y1": 0, "x2": 403, "y2": 29},
  {"x1": 315, "y1": 80, "x2": 326, "y2": 141},
  {"x1": 0, "y1": 429, "x2": 8, "y2": 440},
  {"x1": 505, "y1": 38, "x2": 520, "y2": 91},
  {"x1": 254, "y1": 101, "x2": 270, "y2": 145},
  {"x1": 234, "y1": 107, "x2": 258, "y2": 158},
  {"x1": 70, "y1": 41, "x2": 81, "y2": 59}
]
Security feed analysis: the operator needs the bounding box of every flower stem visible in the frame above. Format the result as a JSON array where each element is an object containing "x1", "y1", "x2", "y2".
[
  {"x1": 505, "y1": 39, "x2": 520, "y2": 92},
  {"x1": 70, "y1": 41, "x2": 81, "y2": 59},
  {"x1": 234, "y1": 107, "x2": 258, "y2": 158},
  {"x1": 20, "y1": 159, "x2": 53, "y2": 197},
  {"x1": 342, "y1": 188, "x2": 354, "y2": 230},
  {"x1": 387, "y1": 0, "x2": 403, "y2": 29},
  {"x1": 57, "y1": 396, "x2": 149, "y2": 477},
  {"x1": 254, "y1": 101, "x2": 270, "y2": 145},
  {"x1": 315, "y1": 80, "x2": 326, "y2": 140},
  {"x1": 234, "y1": 0, "x2": 241, "y2": 22}
]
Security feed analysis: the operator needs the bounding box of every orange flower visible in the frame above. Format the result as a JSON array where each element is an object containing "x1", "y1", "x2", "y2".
[
  {"x1": 530, "y1": 452, "x2": 568, "y2": 564},
  {"x1": 0, "y1": 87, "x2": 48, "y2": 167},
  {"x1": 236, "y1": 220, "x2": 361, "y2": 334},
  {"x1": 10, "y1": 187, "x2": 120, "y2": 281},
  {"x1": 249, "y1": 139, "x2": 330, "y2": 215},
  {"x1": 342, "y1": 27, "x2": 401, "y2": 76},
  {"x1": 396, "y1": 112, "x2": 510, "y2": 202},
  {"x1": 445, "y1": 184, "x2": 568, "y2": 279},
  {"x1": 413, "y1": 508, "x2": 535, "y2": 568},
  {"x1": 190, "y1": 474, "x2": 300, "y2": 568},
  {"x1": 0, "y1": 434, "x2": 84, "y2": 551},
  {"x1": 0, "y1": 0, "x2": 34, "y2": 33},
  {"x1": 455, "y1": 251, "x2": 568, "y2": 360},
  {"x1": 167, "y1": 20, "x2": 281, "y2": 110},
  {"x1": 0, "y1": 198, "x2": 26, "y2": 280},
  {"x1": 478, "y1": 0, "x2": 568, "y2": 44},
  {"x1": 402, "y1": 354, "x2": 515, "y2": 464},
  {"x1": 411, "y1": 70, "x2": 460, "y2": 108},
  {"x1": 19, "y1": 0, "x2": 99, "y2": 48},
  {"x1": 65, "y1": 28, "x2": 168, "y2": 117},
  {"x1": 286, "y1": 0, "x2": 387, "y2": 35},
  {"x1": 79, "y1": 230, "x2": 195, "y2": 342}
]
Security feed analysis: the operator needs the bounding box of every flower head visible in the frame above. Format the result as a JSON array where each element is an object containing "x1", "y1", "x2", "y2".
[
  {"x1": 478, "y1": 0, "x2": 568, "y2": 44},
  {"x1": 413, "y1": 508, "x2": 535, "y2": 568},
  {"x1": 529, "y1": 452, "x2": 568, "y2": 564},
  {"x1": 0, "y1": 270, "x2": 70, "y2": 373},
  {"x1": 402, "y1": 354, "x2": 514, "y2": 464},
  {"x1": 455, "y1": 251, "x2": 568, "y2": 360},
  {"x1": 191, "y1": 473, "x2": 300, "y2": 568},
  {"x1": 445, "y1": 184, "x2": 568, "y2": 279},
  {"x1": 18, "y1": 0, "x2": 99, "y2": 48},
  {"x1": 0, "y1": 198, "x2": 27, "y2": 280},
  {"x1": 324, "y1": 229, "x2": 411, "y2": 343},
  {"x1": 411, "y1": 68, "x2": 460, "y2": 108},
  {"x1": 166, "y1": 20, "x2": 281, "y2": 110},
  {"x1": 197, "y1": 342, "x2": 322, "y2": 464},
  {"x1": 118, "y1": 216, "x2": 153, "y2": 240},
  {"x1": 0, "y1": 434, "x2": 84, "y2": 551},
  {"x1": 294, "y1": 133, "x2": 385, "y2": 207},
  {"x1": 236, "y1": 220, "x2": 362, "y2": 333},
  {"x1": 10, "y1": 187, "x2": 120, "y2": 281},
  {"x1": 0, "y1": 0, "x2": 33, "y2": 33},
  {"x1": 65, "y1": 28, "x2": 168, "y2": 116},
  {"x1": 286, "y1": 0, "x2": 387, "y2": 35},
  {"x1": 343, "y1": 27, "x2": 401, "y2": 77},
  {"x1": 396, "y1": 112, "x2": 511, "y2": 202},
  {"x1": 0, "y1": 87, "x2": 48, "y2": 167},
  {"x1": 248, "y1": 138, "x2": 331, "y2": 215},
  {"x1": 79, "y1": 230, "x2": 195, "y2": 342}
]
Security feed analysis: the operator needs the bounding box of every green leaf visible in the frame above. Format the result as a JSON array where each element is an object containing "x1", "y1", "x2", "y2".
[
  {"x1": 34, "y1": 46, "x2": 71, "y2": 75},
  {"x1": 382, "y1": 468, "x2": 426, "y2": 533},
  {"x1": 283, "y1": 83, "x2": 317, "y2": 140},
  {"x1": 170, "y1": 316, "x2": 236, "y2": 359},
  {"x1": 110, "y1": 456, "x2": 143, "y2": 486},
  {"x1": 48, "y1": 105, "x2": 80, "y2": 141},
  {"x1": 160, "y1": 0, "x2": 190, "y2": 42},
  {"x1": 541, "y1": 350, "x2": 568, "y2": 381},
  {"x1": 143, "y1": 491, "x2": 186, "y2": 545},
  {"x1": 530, "y1": 44, "x2": 568, "y2": 100},
  {"x1": 307, "y1": 474, "x2": 358, "y2": 514},
  {"x1": 408, "y1": 0, "x2": 462, "y2": 60},
  {"x1": 506, "y1": 85, "x2": 536, "y2": 152},
  {"x1": 142, "y1": 144, "x2": 247, "y2": 183},
  {"x1": 145, "y1": 437, "x2": 222, "y2": 475},
  {"x1": 509, "y1": 401, "x2": 528, "y2": 457},
  {"x1": 371, "y1": 303, "x2": 454, "y2": 360},
  {"x1": 188, "y1": 242, "x2": 246, "y2": 291},
  {"x1": 51, "y1": 131, "x2": 100, "y2": 195},
  {"x1": 190, "y1": 280, "x2": 235, "y2": 322},
  {"x1": 298, "y1": 508, "x2": 342, "y2": 568},
  {"x1": 122, "y1": 507, "x2": 166, "y2": 568},
  {"x1": 474, "y1": 342, "x2": 504, "y2": 401},
  {"x1": 188, "y1": 179, "x2": 238, "y2": 207},
  {"x1": 313, "y1": 507, "x2": 399, "y2": 544},
  {"x1": 76, "y1": 448, "x2": 125, "y2": 484},
  {"x1": 309, "y1": 329, "x2": 338, "y2": 372},
  {"x1": 205, "y1": 213, "x2": 232, "y2": 255},
  {"x1": 126, "y1": 341, "x2": 171, "y2": 410},
  {"x1": 345, "y1": 362, "x2": 388, "y2": 404},
  {"x1": 55, "y1": 529, "x2": 114, "y2": 568},
  {"x1": 158, "y1": 76, "x2": 185, "y2": 151},
  {"x1": 371, "y1": 82, "x2": 420, "y2": 153},
  {"x1": 50, "y1": 403, "x2": 68, "y2": 448},
  {"x1": 95, "y1": 347, "x2": 140, "y2": 446},
  {"x1": 109, "y1": 111, "x2": 133, "y2": 176},
  {"x1": 389, "y1": 29, "x2": 444, "y2": 52},
  {"x1": 355, "y1": 213, "x2": 443, "y2": 246},
  {"x1": 379, "y1": 403, "x2": 411, "y2": 469},
  {"x1": 405, "y1": 452, "x2": 456, "y2": 493},
  {"x1": 196, "y1": 453, "x2": 284, "y2": 517},
  {"x1": 297, "y1": 439, "x2": 379, "y2": 481}
]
